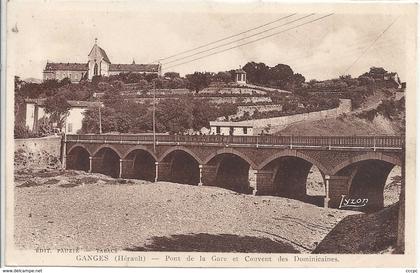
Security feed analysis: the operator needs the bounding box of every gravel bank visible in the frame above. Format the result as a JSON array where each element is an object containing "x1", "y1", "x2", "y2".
[{"x1": 14, "y1": 171, "x2": 357, "y2": 253}]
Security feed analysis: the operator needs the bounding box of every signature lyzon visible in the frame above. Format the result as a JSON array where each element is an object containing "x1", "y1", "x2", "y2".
[{"x1": 338, "y1": 195, "x2": 369, "y2": 208}]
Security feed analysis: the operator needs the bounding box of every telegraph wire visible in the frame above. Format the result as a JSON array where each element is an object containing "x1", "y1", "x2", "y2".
[
  {"x1": 342, "y1": 17, "x2": 399, "y2": 75},
  {"x1": 164, "y1": 13, "x2": 334, "y2": 70},
  {"x1": 284, "y1": 38, "x2": 402, "y2": 71},
  {"x1": 153, "y1": 13, "x2": 297, "y2": 63},
  {"x1": 162, "y1": 14, "x2": 315, "y2": 65}
]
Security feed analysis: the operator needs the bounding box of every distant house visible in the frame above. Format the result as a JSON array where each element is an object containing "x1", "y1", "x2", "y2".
[
  {"x1": 24, "y1": 99, "x2": 102, "y2": 134},
  {"x1": 43, "y1": 39, "x2": 161, "y2": 83},
  {"x1": 209, "y1": 121, "x2": 253, "y2": 136}
]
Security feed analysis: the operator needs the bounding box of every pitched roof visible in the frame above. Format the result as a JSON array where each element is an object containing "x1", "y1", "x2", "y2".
[
  {"x1": 98, "y1": 46, "x2": 111, "y2": 63},
  {"x1": 109, "y1": 63, "x2": 160, "y2": 73},
  {"x1": 88, "y1": 44, "x2": 111, "y2": 63},
  {"x1": 44, "y1": 62, "x2": 88, "y2": 71}
]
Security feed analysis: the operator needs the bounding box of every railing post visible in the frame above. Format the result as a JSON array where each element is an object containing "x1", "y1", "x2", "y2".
[
  {"x1": 324, "y1": 175, "x2": 330, "y2": 208},
  {"x1": 198, "y1": 164, "x2": 203, "y2": 186},
  {"x1": 154, "y1": 162, "x2": 159, "y2": 182},
  {"x1": 373, "y1": 136, "x2": 376, "y2": 151},
  {"x1": 290, "y1": 135, "x2": 293, "y2": 149},
  {"x1": 256, "y1": 136, "x2": 259, "y2": 148}
]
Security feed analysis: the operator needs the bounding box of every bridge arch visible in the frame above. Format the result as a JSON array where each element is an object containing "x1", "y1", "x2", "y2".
[
  {"x1": 204, "y1": 149, "x2": 254, "y2": 193},
  {"x1": 123, "y1": 145, "x2": 158, "y2": 161},
  {"x1": 331, "y1": 152, "x2": 402, "y2": 175},
  {"x1": 67, "y1": 144, "x2": 92, "y2": 156},
  {"x1": 158, "y1": 146, "x2": 203, "y2": 165},
  {"x1": 92, "y1": 146, "x2": 121, "y2": 178},
  {"x1": 257, "y1": 150, "x2": 328, "y2": 206},
  {"x1": 124, "y1": 146, "x2": 157, "y2": 181},
  {"x1": 203, "y1": 148, "x2": 257, "y2": 169},
  {"x1": 257, "y1": 149, "x2": 328, "y2": 174},
  {"x1": 66, "y1": 145, "x2": 91, "y2": 172},
  {"x1": 159, "y1": 147, "x2": 201, "y2": 185},
  {"x1": 331, "y1": 154, "x2": 402, "y2": 211},
  {"x1": 92, "y1": 144, "x2": 124, "y2": 159}
]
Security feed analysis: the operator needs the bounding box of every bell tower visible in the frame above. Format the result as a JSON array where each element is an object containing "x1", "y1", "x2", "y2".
[{"x1": 88, "y1": 38, "x2": 111, "y2": 79}]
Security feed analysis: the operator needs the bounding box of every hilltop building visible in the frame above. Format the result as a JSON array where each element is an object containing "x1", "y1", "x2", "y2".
[
  {"x1": 43, "y1": 39, "x2": 161, "y2": 83},
  {"x1": 234, "y1": 68, "x2": 247, "y2": 86}
]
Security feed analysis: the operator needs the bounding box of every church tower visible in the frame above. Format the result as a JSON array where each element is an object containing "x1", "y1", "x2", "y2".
[{"x1": 88, "y1": 38, "x2": 111, "y2": 79}]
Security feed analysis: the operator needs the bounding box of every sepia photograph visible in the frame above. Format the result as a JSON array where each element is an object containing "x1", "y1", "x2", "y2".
[{"x1": 2, "y1": 0, "x2": 417, "y2": 268}]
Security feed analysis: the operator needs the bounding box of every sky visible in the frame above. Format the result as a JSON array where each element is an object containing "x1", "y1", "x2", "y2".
[{"x1": 7, "y1": 1, "x2": 415, "y2": 82}]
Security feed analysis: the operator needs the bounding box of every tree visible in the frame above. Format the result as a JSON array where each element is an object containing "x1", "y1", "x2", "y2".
[
  {"x1": 60, "y1": 77, "x2": 72, "y2": 86},
  {"x1": 44, "y1": 94, "x2": 71, "y2": 131},
  {"x1": 243, "y1": 62, "x2": 270, "y2": 85},
  {"x1": 292, "y1": 73, "x2": 305, "y2": 87},
  {"x1": 368, "y1": 67, "x2": 387, "y2": 78},
  {"x1": 268, "y1": 64, "x2": 294, "y2": 88},
  {"x1": 164, "y1": 72, "x2": 180, "y2": 79},
  {"x1": 102, "y1": 84, "x2": 123, "y2": 108},
  {"x1": 127, "y1": 73, "x2": 144, "y2": 83},
  {"x1": 191, "y1": 98, "x2": 218, "y2": 129},
  {"x1": 156, "y1": 99, "x2": 193, "y2": 133},
  {"x1": 185, "y1": 72, "x2": 212, "y2": 93},
  {"x1": 214, "y1": 71, "x2": 233, "y2": 84},
  {"x1": 91, "y1": 75, "x2": 103, "y2": 86},
  {"x1": 242, "y1": 61, "x2": 304, "y2": 90}
]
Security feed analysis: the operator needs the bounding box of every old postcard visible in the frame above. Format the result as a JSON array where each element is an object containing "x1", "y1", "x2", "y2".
[{"x1": 2, "y1": 0, "x2": 417, "y2": 268}]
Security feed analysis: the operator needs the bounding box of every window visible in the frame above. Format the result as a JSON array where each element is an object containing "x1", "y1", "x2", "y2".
[
  {"x1": 229, "y1": 127, "x2": 234, "y2": 136},
  {"x1": 94, "y1": 63, "x2": 98, "y2": 76},
  {"x1": 67, "y1": 123, "x2": 73, "y2": 133},
  {"x1": 243, "y1": 127, "x2": 248, "y2": 135},
  {"x1": 216, "y1": 126, "x2": 220, "y2": 134}
]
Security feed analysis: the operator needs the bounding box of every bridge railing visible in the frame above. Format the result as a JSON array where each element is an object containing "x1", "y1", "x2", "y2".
[{"x1": 66, "y1": 134, "x2": 404, "y2": 149}]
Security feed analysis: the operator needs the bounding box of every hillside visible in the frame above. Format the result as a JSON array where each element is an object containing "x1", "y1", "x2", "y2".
[
  {"x1": 278, "y1": 114, "x2": 399, "y2": 136},
  {"x1": 278, "y1": 91, "x2": 404, "y2": 136}
]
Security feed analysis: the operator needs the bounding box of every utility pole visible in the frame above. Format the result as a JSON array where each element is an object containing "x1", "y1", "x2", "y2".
[
  {"x1": 152, "y1": 80, "x2": 156, "y2": 153},
  {"x1": 98, "y1": 104, "x2": 102, "y2": 134}
]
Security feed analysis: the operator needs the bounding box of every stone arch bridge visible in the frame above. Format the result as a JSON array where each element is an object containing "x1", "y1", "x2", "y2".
[{"x1": 64, "y1": 134, "x2": 404, "y2": 211}]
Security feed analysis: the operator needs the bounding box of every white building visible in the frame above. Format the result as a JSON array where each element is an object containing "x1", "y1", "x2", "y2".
[
  {"x1": 234, "y1": 68, "x2": 247, "y2": 86},
  {"x1": 209, "y1": 121, "x2": 254, "y2": 136},
  {"x1": 25, "y1": 99, "x2": 102, "y2": 134}
]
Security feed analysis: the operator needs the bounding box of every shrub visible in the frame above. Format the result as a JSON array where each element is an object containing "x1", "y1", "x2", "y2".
[{"x1": 14, "y1": 122, "x2": 31, "y2": 139}]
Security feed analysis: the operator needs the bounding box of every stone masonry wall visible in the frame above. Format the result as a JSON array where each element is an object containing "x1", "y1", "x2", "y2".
[
  {"x1": 15, "y1": 136, "x2": 63, "y2": 170},
  {"x1": 234, "y1": 99, "x2": 352, "y2": 134}
]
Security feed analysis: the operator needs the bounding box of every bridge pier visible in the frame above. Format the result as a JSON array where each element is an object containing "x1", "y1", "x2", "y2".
[
  {"x1": 89, "y1": 156, "x2": 104, "y2": 173},
  {"x1": 199, "y1": 164, "x2": 218, "y2": 186},
  {"x1": 254, "y1": 170, "x2": 274, "y2": 195},
  {"x1": 155, "y1": 162, "x2": 172, "y2": 182},
  {"x1": 119, "y1": 159, "x2": 135, "y2": 178},
  {"x1": 326, "y1": 175, "x2": 350, "y2": 208}
]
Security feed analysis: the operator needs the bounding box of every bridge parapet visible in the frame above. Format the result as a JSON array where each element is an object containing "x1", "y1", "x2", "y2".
[{"x1": 66, "y1": 134, "x2": 404, "y2": 151}]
